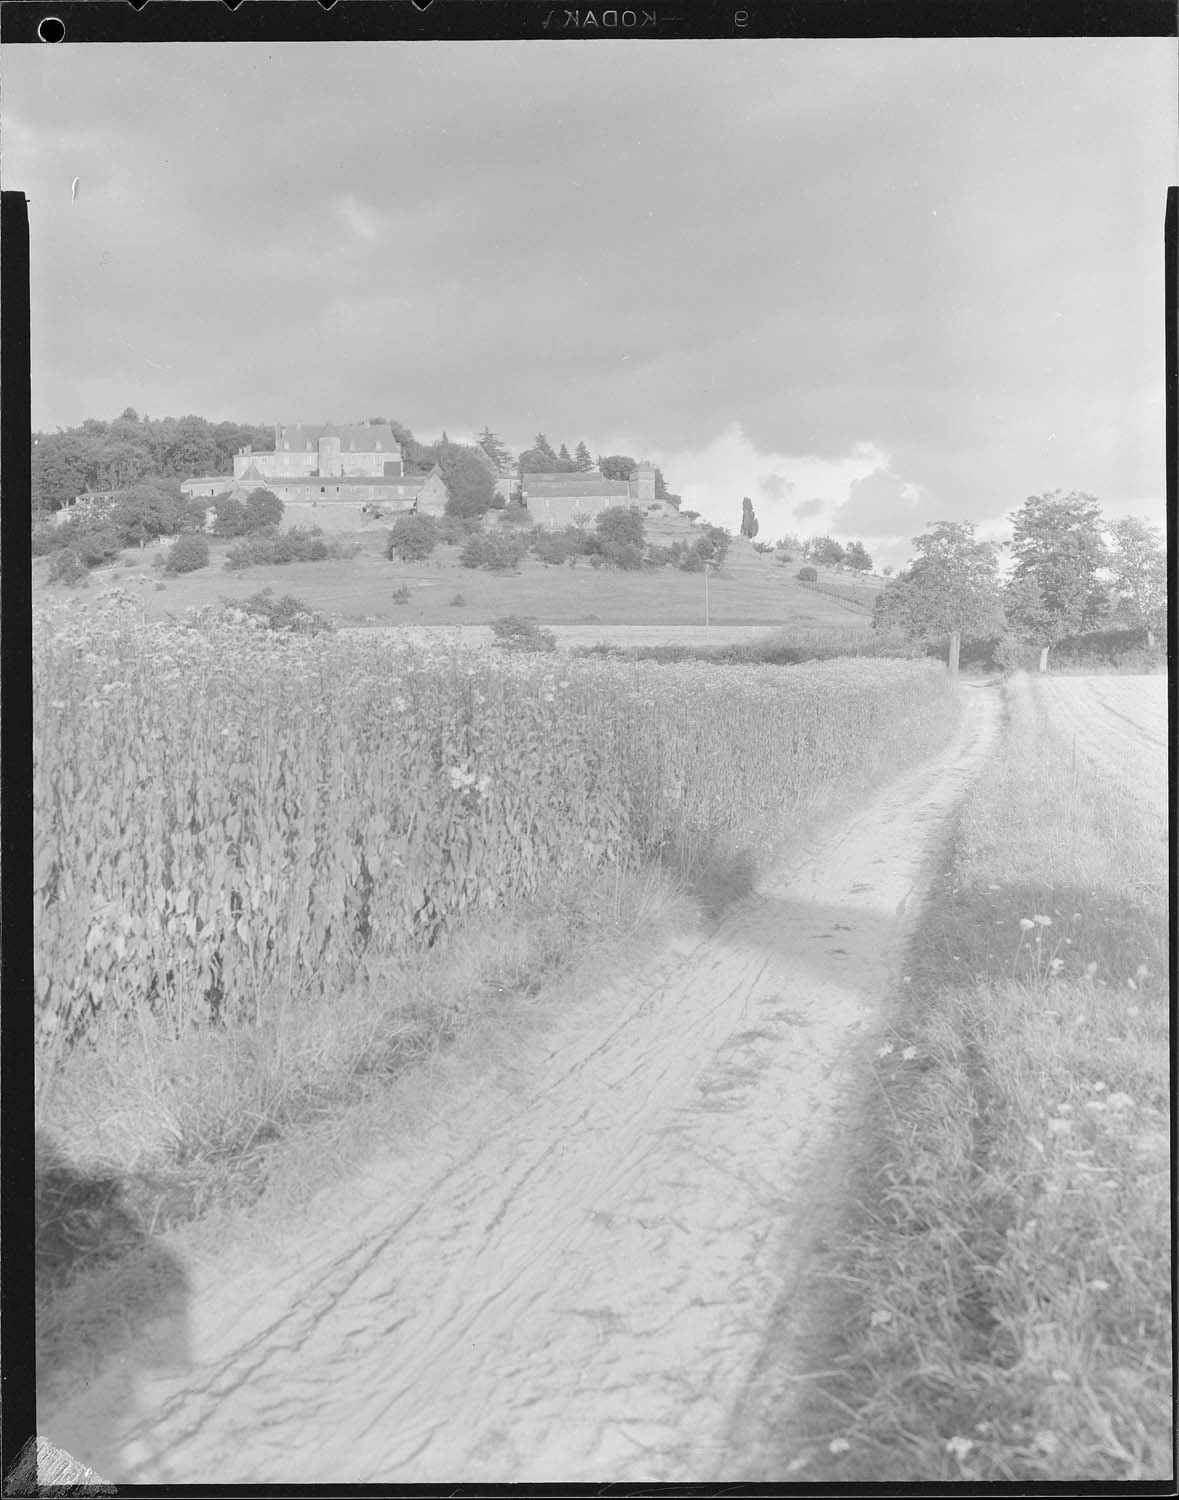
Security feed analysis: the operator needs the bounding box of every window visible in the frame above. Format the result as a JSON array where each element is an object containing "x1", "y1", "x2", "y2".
[{"x1": 320, "y1": 486, "x2": 326, "y2": 494}]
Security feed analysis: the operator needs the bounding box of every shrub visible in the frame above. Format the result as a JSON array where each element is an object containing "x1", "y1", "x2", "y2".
[
  {"x1": 460, "y1": 532, "x2": 526, "y2": 572},
  {"x1": 450, "y1": 592, "x2": 467, "y2": 607},
  {"x1": 71, "y1": 526, "x2": 123, "y2": 568},
  {"x1": 679, "y1": 551, "x2": 705, "y2": 573},
  {"x1": 165, "y1": 533, "x2": 210, "y2": 574},
  {"x1": 490, "y1": 615, "x2": 557, "y2": 653},
  {"x1": 435, "y1": 514, "x2": 479, "y2": 546},
  {"x1": 32, "y1": 523, "x2": 64, "y2": 557},
  {"x1": 47, "y1": 548, "x2": 87, "y2": 585},
  {"x1": 233, "y1": 589, "x2": 334, "y2": 635},
  {"x1": 797, "y1": 566, "x2": 818, "y2": 582},
  {"x1": 498, "y1": 503, "x2": 533, "y2": 529},
  {"x1": 387, "y1": 514, "x2": 439, "y2": 563},
  {"x1": 392, "y1": 586, "x2": 412, "y2": 605},
  {"x1": 600, "y1": 539, "x2": 645, "y2": 570},
  {"x1": 225, "y1": 529, "x2": 337, "y2": 570},
  {"x1": 532, "y1": 531, "x2": 574, "y2": 567}
]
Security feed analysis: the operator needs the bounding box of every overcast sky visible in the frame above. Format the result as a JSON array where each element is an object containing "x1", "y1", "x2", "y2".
[{"x1": 5, "y1": 39, "x2": 1174, "y2": 564}]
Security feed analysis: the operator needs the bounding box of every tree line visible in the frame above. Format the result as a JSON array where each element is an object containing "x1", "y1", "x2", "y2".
[{"x1": 872, "y1": 494, "x2": 1165, "y2": 670}]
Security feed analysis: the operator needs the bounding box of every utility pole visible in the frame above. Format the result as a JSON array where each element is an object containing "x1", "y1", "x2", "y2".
[{"x1": 704, "y1": 562, "x2": 712, "y2": 627}]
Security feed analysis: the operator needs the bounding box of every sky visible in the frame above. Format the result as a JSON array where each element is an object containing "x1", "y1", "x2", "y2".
[{"x1": 4, "y1": 38, "x2": 1174, "y2": 567}]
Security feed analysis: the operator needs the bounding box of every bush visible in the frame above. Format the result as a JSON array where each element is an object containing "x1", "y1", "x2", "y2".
[
  {"x1": 679, "y1": 551, "x2": 705, "y2": 573},
  {"x1": 32, "y1": 522, "x2": 64, "y2": 557},
  {"x1": 387, "y1": 513, "x2": 439, "y2": 562},
  {"x1": 71, "y1": 525, "x2": 123, "y2": 568},
  {"x1": 392, "y1": 586, "x2": 412, "y2": 605},
  {"x1": 600, "y1": 539, "x2": 645, "y2": 570},
  {"x1": 232, "y1": 589, "x2": 334, "y2": 636},
  {"x1": 490, "y1": 615, "x2": 557, "y2": 653},
  {"x1": 532, "y1": 530, "x2": 574, "y2": 566},
  {"x1": 435, "y1": 513, "x2": 479, "y2": 546},
  {"x1": 460, "y1": 532, "x2": 526, "y2": 572},
  {"x1": 450, "y1": 592, "x2": 467, "y2": 607},
  {"x1": 498, "y1": 503, "x2": 533, "y2": 529},
  {"x1": 797, "y1": 566, "x2": 818, "y2": 582},
  {"x1": 165, "y1": 533, "x2": 210, "y2": 574},
  {"x1": 47, "y1": 548, "x2": 87, "y2": 585},
  {"x1": 225, "y1": 528, "x2": 339, "y2": 570}
]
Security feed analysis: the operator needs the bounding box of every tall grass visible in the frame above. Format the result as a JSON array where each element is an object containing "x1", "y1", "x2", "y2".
[
  {"x1": 33, "y1": 588, "x2": 960, "y2": 1291},
  {"x1": 776, "y1": 671, "x2": 1171, "y2": 1483}
]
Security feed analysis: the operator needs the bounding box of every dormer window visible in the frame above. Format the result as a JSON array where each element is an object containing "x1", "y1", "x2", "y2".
[{"x1": 376, "y1": 440, "x2": 383, "y2": 450}]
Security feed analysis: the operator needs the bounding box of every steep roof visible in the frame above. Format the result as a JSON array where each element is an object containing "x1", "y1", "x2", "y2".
[
  {"x1": 274, "y1": 422, "x2": 400, "y2": 453},
  {"x1": 271, "y1": 474, "x2": 426, "y2": 490}
]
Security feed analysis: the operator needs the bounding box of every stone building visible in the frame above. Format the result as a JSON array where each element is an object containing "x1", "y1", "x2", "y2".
[
  {"x1": 180, "y1": 420, "x2": 450, "y2": 530},
  {"x1": 521, "y1": 460, "x2": 660, "y2": 529}
]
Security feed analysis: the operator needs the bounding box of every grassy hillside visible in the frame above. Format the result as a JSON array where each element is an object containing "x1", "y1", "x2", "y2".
[{"x1": 35, "y1": 529, "x2": 879, "y2": 633}]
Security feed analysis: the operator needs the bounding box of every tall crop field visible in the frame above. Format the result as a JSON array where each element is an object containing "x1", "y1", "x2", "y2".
[{"x1": 34, "y1": 590, "x2": 957, "y2": 1141}]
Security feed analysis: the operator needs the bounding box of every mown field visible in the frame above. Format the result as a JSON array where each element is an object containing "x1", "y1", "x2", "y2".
[
  {"x1": 33, "y1": 588, "x2": 956, "y2": 1291},
  {"x1": 33, "y1": 531, "x2": 877, "y2": 633}
]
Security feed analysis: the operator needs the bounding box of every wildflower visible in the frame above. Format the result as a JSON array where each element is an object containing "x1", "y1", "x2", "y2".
[
  {"x1": 1136, "y1": 963, "x2": 1150, "y2": 981},
  {"x1": 828, "y1": 1438, "x2": 850, "y2": 1455},
  {"x1": 1088, "y1": 1279, "x2": 1110, "y2": 1292},
  {"x1": 1092, "y1": 1080, "x2": 1106, "y2": 1092},
  {"x1": 945, "y1": 1436, "x2": 974, "y2": 1461},
  {"x1": 876, "y1": 1042, "x2": 894, "y2": 1058},
  {"x1": 1126, "y1": 1005, "x2": 1141, "y2": 1019},
  {"x1": 1034, "y1": 1431, "x2": 1059, "y2": 1455},
  {"x1": 901, "y1": 1046, "x2": 917, "y2": 1061},
  {"x1": 869, "y1": 1308, "x2": 892, "y2": 1327},
  {"x1": 1106, "y1": 1092, "x2": 1134, "y2": 1112},
  {"x1": 1019, "y1": 918, "x2": 1035, "y2": 931},
  {"x1": 1047, "y1": 1118, "x2": 1071, "y2": 1135},
  {"x1": 1049, "y1": 957, "x2": 1063, "y2": 973},
  {"x1": 1033, "y1": 914, "x2": 1052, "y2": 927},
  {"x1": 1084, "y1": 961, "x2": 1098, "y2": 979}
]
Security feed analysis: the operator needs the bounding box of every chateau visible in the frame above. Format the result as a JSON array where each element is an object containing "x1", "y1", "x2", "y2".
[
  {"x1": 181, "y1": 421, "x2": 448, "y2": 528},
  {"x1": 169, "y1": 422, "x2": 667, "y2": 532}
]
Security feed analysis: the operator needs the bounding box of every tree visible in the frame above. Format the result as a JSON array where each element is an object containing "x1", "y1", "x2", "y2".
[
  {"x1": 475, "y1": 427, "x2": 512, "y2": 473},
  {"x1": 532, "y1": 433, "x2": 558, "y2": 465},
  {"x1": 595, "y1": 505, "x2": 645, "y2": 556},
  {"x1": 1107, "y1": 515, "x2": 1166, "y2": 645},
  {"x1": 386, "y1": 513, "x2": 438, "y2": 562},
  {"x1": 598, "y1": 454, "x2": 637, "y2": 483},
  {"x1": 557, "y1": 442, "x2": 574, "y2": 467},
  {"x1": 574, "y1": 441, "x2": 594, "y2": 472},
  {"x1": 210, "y1": 496, "x2": 251, "y2": 538},
  {"x1": 844, "y1": 540, "x2": 873, "y2": 572},
  {"x1": 809, "y1": 535, "x2": 846, "y2": 567},
  {"x1": 1005, "y1": 491, "x2": 1109, "y2": 669},
  {"x1": 872, "y1": 521, "x2": 1004, "y2": 674},
  {"x1": 32, "y1": 432, "x2": 102, "y2": 513},
  {"x1": 739, "y1": 496, "x2": 759, "y2": 539},
  {"x1": 112, "y1": 480, "x2": 187, "y2": 547},
  {"x1": 245, "y1": 487, "x2": 284, "y2": 533},
  {"x1": 694, "y1": 525, "x2": 731, "y2": 567},
  {"x1": 437, "y1": 443, "x2": 497, "y2": 519}
]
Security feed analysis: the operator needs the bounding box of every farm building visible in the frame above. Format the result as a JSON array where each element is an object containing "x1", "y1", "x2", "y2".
[{"x1": 522, "y1": 460, "x2": 665, "y2": 528}]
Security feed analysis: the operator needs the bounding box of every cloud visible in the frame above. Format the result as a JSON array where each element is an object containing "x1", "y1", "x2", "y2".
[
  {"x1": 792, "y1": 498, "x2": 824, "y2": 520},
  {"x1": 832, "y1": 467, "x2": 924, "y2": 537},
  {"x1": 759, "y1": 472, "x2": 794, "y2": 501}
]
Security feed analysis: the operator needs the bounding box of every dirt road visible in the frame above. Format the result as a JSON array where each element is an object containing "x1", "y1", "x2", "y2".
[
  {"x1": 1031, "y1": 674, "x2": 1167, "y2": 810},
  {"x1": 41, "y1": 682, "x2": 1000, "y2": 1485}
]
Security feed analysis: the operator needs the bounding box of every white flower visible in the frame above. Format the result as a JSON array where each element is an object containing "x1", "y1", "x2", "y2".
[
  {"x1": 828, "y1": 1437, "x2": 850, "y2": 1455},
  {"x1": 1019, "y1": 918, "x2": 1035, "y2": 931},
  {"x1": 1033, "y1": 914, "x2": 1052, "y2": 927},
  {"x1": 876, "y1": 1042, "x2": 894, "y2": 1058},
  {"x1": 945, "y1": 1436, "x2": 974, "y2": 1461},
  {"x1": 1106, "y1": 1092, "x2": 1134, "y2": 1112},
  {"x1": 901, "y1": 1046, "x2": 917, "y2": 1061}
]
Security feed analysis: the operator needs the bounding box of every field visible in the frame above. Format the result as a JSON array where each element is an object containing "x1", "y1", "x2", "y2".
[
  {"x1": 34, "y1": 530, "x2": 878, "y2": 634},
  {"x1": 33, "y1": 588, "x2": 952, "y2": 1227}
]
